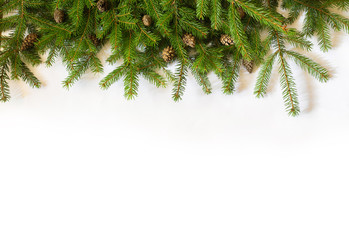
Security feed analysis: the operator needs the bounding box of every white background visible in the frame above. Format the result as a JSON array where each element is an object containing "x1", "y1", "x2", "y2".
[{"x1": 1, "y1": 26, "x2": 349, "y2": 239}]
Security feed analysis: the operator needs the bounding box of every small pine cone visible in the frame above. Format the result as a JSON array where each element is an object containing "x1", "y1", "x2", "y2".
[
  {"x1": 89, "y1": 34, "x2": 100, "y2": 46},
  {"x1": 97, "y1": 0, "x2": 108, "y2": 13},
  {"x1": 142, "y1": 15, "x2": 152, "y2": 27},
  {"x1": 20, "y1": 33, "x2": 38, "y2": 51},
  {"x1": 182, "y1": 33, "x2": 196, "y2": 48},
  {"x1": 238, "y1": 7, "x2": 246, "y2": 19},
  {"x1": 220, "y1": 34, "x2": 234, "y2": 46},
  {"x1": 162, "y1": 46, "x2": 176, "y2": 62},
  {"x1": 54, "y1": 9, "x2": 65, "y2": 23},
  {"x1": 243, "y1": 60, "x2": 254, "y2": 73}
]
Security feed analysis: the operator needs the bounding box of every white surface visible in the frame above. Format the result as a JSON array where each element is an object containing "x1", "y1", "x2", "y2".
[{"x1": 0, "y1": 32, "x2": 349, "y2": 239}]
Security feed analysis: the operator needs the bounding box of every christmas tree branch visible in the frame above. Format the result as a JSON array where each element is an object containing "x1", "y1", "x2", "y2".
[{"x1": 0, "y1": 0, "x2": 348, "y2": 116}]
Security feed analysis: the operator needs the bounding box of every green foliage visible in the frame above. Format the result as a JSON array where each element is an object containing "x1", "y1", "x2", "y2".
[{"x1": 0, "y1": 0, "x2": 348, "y2": 115}]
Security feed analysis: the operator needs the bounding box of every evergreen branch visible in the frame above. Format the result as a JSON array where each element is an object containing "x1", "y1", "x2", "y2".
[
  {"x1": 196, "y1": 0, "x2": 208, "y2": 20},
  {"x1": 254, "y1": 51, "x2": 278, "y2": 98},
  {"x1": 278, "y1": 51, "x2": 299, "y2": 116},
  {"x1": 20, "y1": 64, "x2": 41, "y2": 88},
  {"x1": 222, "y1": 50, "x2": 241, "y2": 95},
  {"x1": 228, "y1": 4, "x2": 252, "y2": 59},
  {"x1": 172, "y1": 60, "x2": 188, "y2": 101},
  {"x1": 100, "y1": 64, "x2": 127, "y2": 89},
  {"x1": 210, "y1": 0, "x2": 222, "y2": 30},
  {"x1": 273, "y1": 30, "x2": 299, "y2": 116},
  {"x1": 285, "y1": 50, "x2": 330, "y2": 83},
  {"x1": 124, "y1": 63, "x2": 139, "y2": 100},
  {"x1": 27, "y1": 14, "x2": 72, "y2": 34},
  {"x1": 195, "y1": 42, "x2": 223, "y2": 76},
  {"x1": 233, "y1": 0, "x2": 286, "y2": 32},
  {"x1": 0, "y1": 64, "x2": 10, "y2": 102},
  {"x1": 63, "y1": 54, "x2": 93, "y2": 89},
  {"x1": 191, "y1": 67, "x2": 212, "y2": 94},
  {"x1": 70, "y1": 9, "x2": 92, "y2": 63},
  {"x1": 0, "y1": 0, "x2": 346, "y2": 116}
]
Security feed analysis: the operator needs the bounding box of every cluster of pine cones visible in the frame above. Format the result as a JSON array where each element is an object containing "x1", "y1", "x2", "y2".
[
  {"x1": 25, "y1": 3, "x2": 253, "y2": 72},
  {"x1": 162, "y1": 31, "x2": 253, "y2": 72}
]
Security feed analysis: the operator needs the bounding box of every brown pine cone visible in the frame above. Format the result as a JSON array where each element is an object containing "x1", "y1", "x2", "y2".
[
  {"x1": 142, "y1": 15, "x2": 152, "y2": 27},
  {"x1": 182, "y1": 33, "x2": 196, "y2": 48},
  {"x1": 242, "y1": 60, "x2": 254, "y2": 73},
  {"x1": 20, "y1": 33, "x2": 38, "y2": 51},
  {"x1": 220, "y1": 34, "x2": 234, "y2": 46},
  {"x1": 97, "y1": 0, "x2": 108, "y2": 13},
  {"x1": 162, "y1": 46, "x2": 176, "y2": 62},
  {"x1": 89, "y1": 34, "x2": 100, "y2": 46},
  {"x1": 54, "y1": 9, "x2": 65, "y2": 24},
  {"x1": 238, "y1": 7, "x2": 246, "y2": 19}
]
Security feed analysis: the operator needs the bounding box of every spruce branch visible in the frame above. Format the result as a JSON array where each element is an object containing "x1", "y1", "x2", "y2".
[
  {"x1": 233, "y1": 0, "x2": 287, "y2": 33},
  {"x1": 172, "y1": 60, "x2": 188, "y2": 101},
  {"x1": 254, "y1": 51, "x2": 278, "y2": 98},
  {"x1": 1, "y1": 0, "x2": 348, "y2": 116},
  {"x1": 100, "y1": 64, "x2": 127, "y2": 90},
  {"x1": 123, "y1": 63, "x2": 139, "y2": 100},
  {"x1": 285, "y1": 51, "x2": 330, "y2": 83},
  {"x1": 222, "y1": 50, "x2": 241, "y2": 95},
  {"x1": 278, "y1": 51, "x2": 300, "y2": 116},
  {"x1": 228, "y1": 3, "x2": 253, "y2": 59},
  {"x1": 0, "y1": 64, "x2": 10, "y2": 102},
  {"x1": 191, "y1": 66, "x2": 212, "y2": 95}
]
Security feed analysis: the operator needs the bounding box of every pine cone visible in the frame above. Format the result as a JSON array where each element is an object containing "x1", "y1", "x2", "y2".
[
  {"x1": 238, "y1": 7, "x2": 246, "y2": 19},
  {"x1": 20, "y1": 33, "x2": 38, "y2": 51},
  {"x1": 182, "y1": 33, "x2": 196, "y2": 48},
  {"x1": 89, "y1": 34, "x2": 100, "y2": 46},
  {"x1": 142, "y1": 15, "x2": 152, "y2": 27},
  {"x1": 97, "y1": 0, "x2": 108, "y2": 13},
  {"x1": 243, "y1": 60, "x2": 254, "y2": 73},
  {"x1": 220, "y1": 34, "x2": 234, "y2": 46},
  {"x1": 162, "y1": 46, "x2": 176, "y2": 62},
  {"x1": 54, "y1": 9, "x2": 65, "y2": 23}
]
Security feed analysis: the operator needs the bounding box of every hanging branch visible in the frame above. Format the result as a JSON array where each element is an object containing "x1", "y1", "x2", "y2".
[{"x1": 0, "y1": 0, "x2": 348, "y2": 116}]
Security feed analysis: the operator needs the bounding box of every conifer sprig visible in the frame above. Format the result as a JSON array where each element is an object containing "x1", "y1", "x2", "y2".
[{"x1": 0, "y1": 0, "x2": 348, "y2": 116}]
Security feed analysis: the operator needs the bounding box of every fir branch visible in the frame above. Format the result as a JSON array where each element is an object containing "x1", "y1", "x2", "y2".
[
  {"x1": 228, "y1": 4, "x2": 253, "y2": 59},
  {"x1": 20, "y1": 64, "x2": 41, "y2": 88},
  {"x1": 285, "y1": 50, "x2": 330, "y2": 83},
  {"x1": 141, "y1": 69, "x2": 167, "y2": 88},
  {"x1": 210, "y1": 0, "x2": 222, "y2": 30},
  {"x1": 0, "y1": 64, "x2": 10, "y2": 102},
  {"x1": 100, "y1": 64, "x2": 127, "y2": 90},
  {"x1": 191, "y1": 67, "x2": 212, "y2": 95},
  {"x1": 222, "y1": 51, "x2": 241, "y2": 95},
  {"x1": 123, "y1": 63, "x2": 139, "y2": 100},
  {"x1": 172, "y1": 60, "x2": 188, "y2": 101},
  {"x1": 63, "y1": 53, "x2": 93, "y2": 89},
  {"x1": 233, "y1": 0, "x2": 286, "y2": 33},
  {"x1": 278, "y1": 52, "x2": 299, "y2": 116},
  {"x1": 254, "y1": 51, "x2": 278, "y2": 98},
  {"x1": 0, "y1": 0, "x2": 346, "y2": 116},
  {"x1": 196, "y1": 0, "x2": 209, "y2": 20}
]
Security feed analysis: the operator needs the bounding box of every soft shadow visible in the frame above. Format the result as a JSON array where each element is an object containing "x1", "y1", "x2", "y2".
[
  {"x1": 331, "y1": 30, "x2": 346, "y2": 49},
  {"x1": 303, "y1": 73, "x2": 316, "y2": 113},
  {"x1": 237, "y1": 68, "x2": 255, "y2": 92}
]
